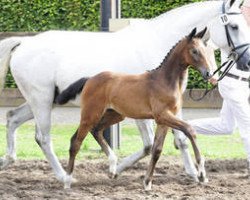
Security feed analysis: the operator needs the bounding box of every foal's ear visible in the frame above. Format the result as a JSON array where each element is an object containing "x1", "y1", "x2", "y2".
[
  {"x1": 188, "y1": 28, "x2": 197, "y2": 41},
  {"x1": 195, "y1": 27, "x2": 207, "y2": 39}
]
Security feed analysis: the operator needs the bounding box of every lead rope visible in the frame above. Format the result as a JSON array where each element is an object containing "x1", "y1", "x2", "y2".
[
  {"x1": 188, "y1": 60, "x2": 232, "y2": 101},
  {"x1": 188, "y1": 59, "x2": 230, "y2": 101}
]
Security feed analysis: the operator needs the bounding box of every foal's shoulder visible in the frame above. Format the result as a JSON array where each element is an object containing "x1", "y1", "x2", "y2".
[{"x1": 95, "y1": 71, "x2": 115, "y2": 78}]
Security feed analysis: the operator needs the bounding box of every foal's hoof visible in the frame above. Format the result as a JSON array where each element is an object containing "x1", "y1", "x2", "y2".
[
  {"x1": 63, "y1": 174, "x2": 73, "y2": 189},
  {"x1": 143, "y1": 179, "x2": 152, "y2": 191},
  {"x1": 198, "y1": 172, "x2": 208, "y2": 183}
]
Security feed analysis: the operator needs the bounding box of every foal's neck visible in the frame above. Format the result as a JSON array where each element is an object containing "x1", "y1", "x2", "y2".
[{"x1": 151, "y1": 41, "x2": 188, "y2": 90}]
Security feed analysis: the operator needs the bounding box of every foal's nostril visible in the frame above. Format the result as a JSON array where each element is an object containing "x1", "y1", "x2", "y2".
[
  {"x1": 248, "y1": 60, "x2": 250, "y2": 67},
  {"x1": 206, "y1": 71, "x2": 212, "y2": 79}
]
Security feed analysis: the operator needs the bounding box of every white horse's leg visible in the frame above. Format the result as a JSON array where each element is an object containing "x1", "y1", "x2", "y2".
[
  {"x1": 0, "y1": 103, "x2": 34, "y2": 169},
  {"x1": 116, "y1": 119, "x2": 154, "y2": 174},
  {"x1": 32, "y1": 101, "x2": 67, "y2": 183},
  {"x1": 173, "y1": 109, "x2": 198, "y2": 180}
]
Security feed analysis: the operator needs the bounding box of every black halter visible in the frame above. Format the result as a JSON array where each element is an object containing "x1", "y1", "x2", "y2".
[
  {"x1": 222, "y1": 2, "x2": 249, "y2": 51},
  {"x1": 216, "y1": 1, "x2": 250, "y2": 81},
  {"x1": 189, "y1": 2, "x2": 250, "y2": 101}
]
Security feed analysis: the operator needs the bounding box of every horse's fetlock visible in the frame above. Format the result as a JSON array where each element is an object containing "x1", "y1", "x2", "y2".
[
  {"x1": 178, "y1": 138, "x2": 188, "y2": 149},
  {"x1": 144, "y1": 145, "x2": 152, "y2": 155},
  {"x1": 153, "y1": 148, "x2": 162, "y2": 160},
  {"x1": 143, "y1": 178, "x2": 152, "y2": 191}
]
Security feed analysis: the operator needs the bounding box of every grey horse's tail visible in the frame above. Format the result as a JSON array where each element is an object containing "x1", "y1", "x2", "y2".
[
  {"x1": 0, "y1": 37, "x2": 21, "y2": 92},
  {"x1": 55, "y1": 77, "x2": 89, "y2": 105}
]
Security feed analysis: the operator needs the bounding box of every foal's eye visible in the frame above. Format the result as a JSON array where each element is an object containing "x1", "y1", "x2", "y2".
[
  {"x1": 191, "y1": 48, "x2": 199, "y2": 55},
  {"x1": 230, "y1": 24, "x2": 238, "y2": 30}
]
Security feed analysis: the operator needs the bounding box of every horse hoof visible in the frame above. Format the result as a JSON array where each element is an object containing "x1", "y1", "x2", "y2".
[
  {"x1": 185, "y1": 171, "x2": 199, "y2": 182},
  {"x1": 108, "y1": 172, "x2": 118, "y2": 179},
  {"x1": 0, "y1": 157, "x2": 4, "y2": 167},
  {"x1": 143, "y1": 179, "x2": 152, "y2": 191},
  {"x1": 72, "y1": 177, "x2": 78, "y2": 183},
  {"x1": 198, "y1": 172, "x2": 208, "y2": 183},
  {"x1": 0, "y1": 156, "x2": 15, "y2": 170},
  {"x1": 64, "y1": 183, "x2": 71, "y2": 190}
]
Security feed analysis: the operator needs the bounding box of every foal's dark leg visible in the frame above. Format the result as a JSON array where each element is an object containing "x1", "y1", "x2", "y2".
[
  {"x1": 65, "y1": 119, "x2": 93, "y2": 189},
  {"x1": 91, "y1": 109, "x2": 124, "y2": 178},
  {"x1": 157, "y1": 111, "x2": 207, "y2": 183},
  {"x1": 67, "y1": 128, "x2": 78, "y2": 174},
  {"x1": 144, "y1": 125, "x2": 168, "y2": 190}
]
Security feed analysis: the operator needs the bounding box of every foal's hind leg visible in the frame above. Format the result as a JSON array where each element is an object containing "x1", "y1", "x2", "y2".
[
  {"x1": 116, "y1": 119, "x2": 154, "y2": 175},
  {"x1": 66, "y1": 105, "x2": 107, "y2": 188},
  {"x1": 91, "y1": 109, "x2": 125, "y2": 178},
  {"x1": 0, "y1": 103, "x2": 34, "y2": 170},
  {"x1": 143, "y1": 125, "x2": 168, "y2": 191},
  {"x1": 66, "y1": 124, "x2": 91, "y2": 189}
]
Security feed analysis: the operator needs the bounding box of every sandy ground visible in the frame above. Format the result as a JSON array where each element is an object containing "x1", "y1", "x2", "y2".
[{"x1": 0, "y1": 157, "x2": 250, "y2": 200}]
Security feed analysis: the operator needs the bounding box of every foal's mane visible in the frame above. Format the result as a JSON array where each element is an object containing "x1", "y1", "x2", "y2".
[{"x1": 148, "y1": 36, "x2": 186, "y2": 72}]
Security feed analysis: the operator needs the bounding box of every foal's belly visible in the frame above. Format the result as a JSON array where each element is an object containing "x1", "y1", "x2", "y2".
[{"x1": 110, "y1": 103, "x2": 153, "y2": 119}]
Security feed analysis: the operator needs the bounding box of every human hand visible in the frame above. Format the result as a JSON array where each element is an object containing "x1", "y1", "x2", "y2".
[{"x1": 209, "y1": 77, "x2": 218, "y2": 85}]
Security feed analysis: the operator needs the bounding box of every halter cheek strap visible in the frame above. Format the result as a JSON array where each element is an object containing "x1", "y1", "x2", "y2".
[
  {"x1": 189, "y1": 2, "x2": 250, "y2": 101},
  {"x1": 222, "y1": 2, "x2": 250, "y2": 54},
  {"x1": 215, "y1": 2, "x2": 250, "y2": 80}
]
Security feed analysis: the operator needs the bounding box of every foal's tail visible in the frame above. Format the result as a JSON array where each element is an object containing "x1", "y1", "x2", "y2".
[
  {"x1": 0, "y1": 37, "x2": 22, "y2": 92},
  {"x1": 55, "y1": 77, "x2": 89, "y2": 105}
]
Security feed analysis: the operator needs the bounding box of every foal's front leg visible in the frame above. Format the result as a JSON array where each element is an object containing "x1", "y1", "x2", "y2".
[
  {"x1": 158, "y1": 111, "x2": 207, "y2": 183},
  {"x1": 173, "y1": 109, "x2": 198, "y2": 180},
  {"x1": 143, "y1": 125, "x2": 168, "y2": 191}
]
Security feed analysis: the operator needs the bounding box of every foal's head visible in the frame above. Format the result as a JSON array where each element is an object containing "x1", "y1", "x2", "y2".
[{"x1": 182, "y1": 28, "x2": 214, "y2": 80}]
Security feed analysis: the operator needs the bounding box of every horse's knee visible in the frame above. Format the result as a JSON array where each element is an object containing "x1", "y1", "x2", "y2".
[
  {"x1": 6, "y1": 110, "x2": 19, "y2": 129},
  {"x1": 35, "y1": 128, "x2": 50, "y2": 148},
  {"x1": 222, "y1": 126, "x2": 234, "y2": 135}
]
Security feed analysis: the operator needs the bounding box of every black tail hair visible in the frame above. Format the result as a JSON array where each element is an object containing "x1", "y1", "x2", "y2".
[{"x1": 55, "y1": 77, "x2": 89, "y2": 105}]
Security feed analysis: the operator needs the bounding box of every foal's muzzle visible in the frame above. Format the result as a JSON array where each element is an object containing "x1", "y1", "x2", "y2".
[{"x1": 199, "y1": 67, "x2": 212, "y2": 80}]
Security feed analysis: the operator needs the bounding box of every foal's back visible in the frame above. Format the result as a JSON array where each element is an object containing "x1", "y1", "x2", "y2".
[
  {"x1": 81, "y1": 70, "x2": 179, "y2": 119},
  {"x1": 82, "y1": 71, "x2": 158, "y2": 119}
]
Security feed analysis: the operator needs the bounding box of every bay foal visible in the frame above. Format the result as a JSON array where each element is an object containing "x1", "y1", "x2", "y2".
[{"x1": 56, "y1": 28, "x2": 213, "y2": 190}]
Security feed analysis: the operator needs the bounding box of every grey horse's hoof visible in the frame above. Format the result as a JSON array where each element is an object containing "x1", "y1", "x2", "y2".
[
  {"x1": 0, "y1": 156, "x2": 15, "y2": 170},
  {"x1": 198, "y1": 172, "x2": 208, "y2": 183}
]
